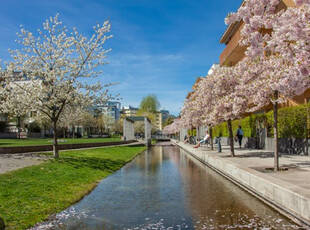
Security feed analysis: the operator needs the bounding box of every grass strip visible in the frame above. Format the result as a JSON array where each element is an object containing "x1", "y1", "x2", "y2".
[
  {"x1": 0, "y1": 146, "x2": 146, "y2": 230},
  {"x1": 0, "y1": 138, "x2": 122, "y2": 147}
]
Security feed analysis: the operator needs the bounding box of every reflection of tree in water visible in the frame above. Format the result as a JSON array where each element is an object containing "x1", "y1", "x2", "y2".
[
  {"x1": 126, "y1": 147, "x2": 183, "y2": 216},
  {"x1": 46, "y1": 145, "x2": 298, "y2": 229},
  {"x1": 135, "y1": 147, "x2": 164, "y2": 172},
  {"x1": 175, "y1": 149, "x2": 298, "y2": 229}
]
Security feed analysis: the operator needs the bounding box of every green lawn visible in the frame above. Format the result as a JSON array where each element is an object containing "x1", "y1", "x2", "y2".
[
  {"x1": 0, "y1": 146, "x2": 146, "y2": 230},
  {"x1": 0, "y1": 137, "x2": 122, "y2": 147}
]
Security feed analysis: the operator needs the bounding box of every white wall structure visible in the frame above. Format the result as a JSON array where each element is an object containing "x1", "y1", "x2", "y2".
[
  {"x1": 144, "y1": 117, "x2": 152, "y2": 147},
  {"x1": 123, "y1": 117, "x2": 135, "y2": 141},
  {"x1": 180, "y1": 128, "x2": 188, "y2": 142},
  {"x1": 123, "y1": 116, "x2": 152, "y2": 147},
  {"x1": 197, "y1": 125, "x2": 207, "y2": 140}
]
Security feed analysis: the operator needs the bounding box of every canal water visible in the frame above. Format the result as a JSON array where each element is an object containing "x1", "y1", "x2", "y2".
[{"x1": 47, "y1": 143, "x2": 299, "y2": 229}]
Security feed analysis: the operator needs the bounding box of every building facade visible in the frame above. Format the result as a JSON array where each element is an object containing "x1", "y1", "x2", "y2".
[
  {"x1": 219, "y1": 0, "x2": 310, "y2": 110},
  {"x1": 93, "y1": 101, "x2": 121, "y2": 131},
  {"x1": 155, "y1": 112, "x2": 163, "y2": 132},
  {"x1": 121, "y1": 106, "x2": 172, "y2": 132},
  {"x1": 122, "y1": 105, "x2": 138, "y2": 117}
]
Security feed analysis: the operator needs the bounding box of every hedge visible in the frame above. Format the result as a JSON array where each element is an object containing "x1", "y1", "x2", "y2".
[
  {"x1": 187, "y1": 129, "x2": 197, "y2": 136},
  {"x1": 212, "y1": 103, "x2": 310, "y2": 139}
]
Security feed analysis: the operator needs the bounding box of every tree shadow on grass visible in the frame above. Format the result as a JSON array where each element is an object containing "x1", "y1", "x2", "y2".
[{"x1": 55, "y1": 157, "x2": 126, "y2": 173}]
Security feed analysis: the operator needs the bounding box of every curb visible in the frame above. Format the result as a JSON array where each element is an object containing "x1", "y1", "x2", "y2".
[
  {"x1": 0, "y1": 140, "x2": 138, "y2": 154},
  {"x1": 172, "y1": 140, "x2": 310, "y2": 228}
]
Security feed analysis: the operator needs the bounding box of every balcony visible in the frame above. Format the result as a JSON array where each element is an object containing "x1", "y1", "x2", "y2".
[{"x1": 219, "y1": 22, "x2": 246, "y2": 66}]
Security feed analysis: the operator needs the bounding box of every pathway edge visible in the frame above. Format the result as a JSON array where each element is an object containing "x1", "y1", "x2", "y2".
[{"x1": 172, "y1": 139, "x2": 310, "y2": 228}]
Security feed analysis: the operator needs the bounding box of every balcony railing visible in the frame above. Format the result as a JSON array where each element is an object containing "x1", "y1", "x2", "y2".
[{"x1": 220, "y1": 22, "x2": 244, "y2": 66}]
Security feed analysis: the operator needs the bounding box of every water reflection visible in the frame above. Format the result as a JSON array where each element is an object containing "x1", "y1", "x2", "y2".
[{"x1": 44, "y1": 144, "x2": 298, "y2": 229}]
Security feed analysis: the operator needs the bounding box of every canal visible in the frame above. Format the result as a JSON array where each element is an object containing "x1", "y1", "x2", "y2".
[{"x1": 48, "y1": 143, "x2": 299, "y2": 229}]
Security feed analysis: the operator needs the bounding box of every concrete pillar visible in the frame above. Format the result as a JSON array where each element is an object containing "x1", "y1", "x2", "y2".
[
  {"x1": 196, "y1": 126, "x2": 199, "y2": 140},
  {"x1": 180, "y1": 128, "x2": 187, "y2": 142},
  {"x1": 123, "y1": 118, "x2": 135, "y2": 141},
  {"x1": 144, "y1": 117, "x2": 151, "y2": 147}
]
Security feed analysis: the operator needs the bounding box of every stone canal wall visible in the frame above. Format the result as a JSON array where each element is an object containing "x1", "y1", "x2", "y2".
[
  {"x1": 0, "y1": 140, "x2": 137, "y2": 154},
  {"x1": 172, "y1": 140, "x2": 310, "y2": 227}
]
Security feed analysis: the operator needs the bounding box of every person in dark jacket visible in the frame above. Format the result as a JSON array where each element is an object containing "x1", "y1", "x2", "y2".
[{"x1": 236, "y1": 126, "x2": 244, "y2": 149}]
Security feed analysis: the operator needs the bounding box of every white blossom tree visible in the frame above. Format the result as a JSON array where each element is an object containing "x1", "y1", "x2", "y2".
[
  {"x1": 58, "y1": 104, "x2": 86, "y2": 138},
  {"x1": 2, "y1": 14, "x2": 114, "y2": 158},
  {"x1": 0, "y1": 65, "x2": 4, "y2": 113},
  {"x1": 80, "y1": 111, "x2": 98, "y2": 137}
]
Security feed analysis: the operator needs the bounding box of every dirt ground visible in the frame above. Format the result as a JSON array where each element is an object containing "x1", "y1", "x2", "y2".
[{"x1": 0, "y1": 153, "x2": 51, "y2": 174}]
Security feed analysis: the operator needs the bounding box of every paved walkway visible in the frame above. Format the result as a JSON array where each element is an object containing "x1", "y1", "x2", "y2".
[
  {"x1": 0, "y1": 153, "x2": 50, "y2": 174},
  {"x1": 172, "y1": 140, "x2": 310, "y2": 227},
  {"x1": 178, "y1": 141, "x2": 310, "y2": 191}
]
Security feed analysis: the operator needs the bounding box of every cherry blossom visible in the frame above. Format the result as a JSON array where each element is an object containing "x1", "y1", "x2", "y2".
[
  {"x1": 2, "y1": 14, "x2": 114, "y2": 158},
  {"x1": 225, "y1": 0, "x2": 310, "y2": 170}
]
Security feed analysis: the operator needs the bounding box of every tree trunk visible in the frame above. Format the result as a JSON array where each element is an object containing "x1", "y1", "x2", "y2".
[
  {"x1": 228, "y1": 119, "x2": 235, "y2": 157},
  {"x1": 274, "y1": 91, "x2": 279, "y2": 171},
  {"x1": 53, "y1": 120, "x2": 59, "y2": 158},
  {"x1": 306, "y1": 98, "x2": 309, "y2": 156},
  {"x1": 209, "y1": 127, "x2": 213, "y2": 150},
  {"x1": 17, "y1": 116, "x2": 21, "y2": 139}
]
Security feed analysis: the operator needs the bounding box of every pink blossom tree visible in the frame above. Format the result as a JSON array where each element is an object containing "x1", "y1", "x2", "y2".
[
  {"x1": 226, "y1": 0, "x2": 310, "y2": 170},
  {"x1": 180, "y1": 75, "x2": 219, "y2": 150},
  {"x1": 208, "y1": 66, "x2": 249, "y2": 156},
  {"x1": 162, "y1": 118, "x2": 182, "y2": 136},
  {"x1": 179, "y1": 66, "x2": 249, "y2": 155}
]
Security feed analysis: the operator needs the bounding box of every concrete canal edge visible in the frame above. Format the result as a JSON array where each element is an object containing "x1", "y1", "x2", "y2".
[{"x1": 171, "y1": 140, "x2": 310, "y2": 228}]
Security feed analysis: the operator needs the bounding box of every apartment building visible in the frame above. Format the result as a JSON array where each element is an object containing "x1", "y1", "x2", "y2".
[
  {"x1": 154, "y1": 112, "x2": 163, "y2": 132},
  {"x1": 219, "y1": 0, "x2": 310, "y2": 109},
  {"x1": 122, "y1": 105, "x2": 139, "y2": 117},
  {"x1": 94, "y1": 101, "x2": 121, "y2": 130}
]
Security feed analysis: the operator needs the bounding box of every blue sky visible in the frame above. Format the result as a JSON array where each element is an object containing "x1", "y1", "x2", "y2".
[{"x1": 0, "y1": 0, "x2": 242, "y2": 115}]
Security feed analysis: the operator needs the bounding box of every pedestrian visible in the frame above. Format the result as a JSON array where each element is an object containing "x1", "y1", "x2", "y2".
[
  {"x1": 184, "y1": 135, "x2": 189, "y2": 143},
  {"x1": 236, "y1": 125, "x2": 244, "y2": 149},
  {"x1": 194, "y1": 131, "x2": 210, "y2": 148}
]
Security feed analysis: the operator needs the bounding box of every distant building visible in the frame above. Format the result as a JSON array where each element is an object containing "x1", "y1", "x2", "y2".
[
  {"x1": 121, "y1": 106, "x2": 173, "y2": 132},
  {"x1": 93, "y1": 101, "x2": 121, "y2": 130},
  {"x1": 160, "y1": 110, "x2": 171, "y2": 122},
  {"x1": 122, "y1": 105, "x2": 138, "y2": 117},
  {"x1": 154, "y1": 110, "x2": 175, "y2": 132},
  {"x1": 155, "y1": 112, "x2": 163, "y2": 132}
]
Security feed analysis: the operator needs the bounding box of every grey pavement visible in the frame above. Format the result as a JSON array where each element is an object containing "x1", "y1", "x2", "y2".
[
  {"x1": 179, "y1": 141, "x2": 310, "y2": 192},
  {"x1": 172, "y1": 139, "x2": 310, "y2": 226}
]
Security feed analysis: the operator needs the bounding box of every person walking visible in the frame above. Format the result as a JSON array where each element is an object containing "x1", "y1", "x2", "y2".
[
  {"x1": 194, "y1": 131, "x2": 210, "y2": 148},
  {"x1": 236, "y1": 126, "x2": 244, "y2": 149}
]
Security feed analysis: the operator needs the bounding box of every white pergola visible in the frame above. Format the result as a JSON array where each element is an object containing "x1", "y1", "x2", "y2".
[{"x1": 123, "y1": 116, "x2": 152, "y2": 147}]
